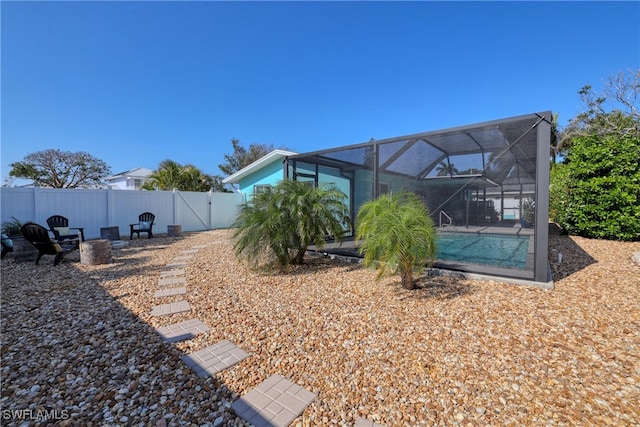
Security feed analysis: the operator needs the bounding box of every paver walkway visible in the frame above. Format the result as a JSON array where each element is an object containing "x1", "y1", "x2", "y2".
[
  {"x1": 160, "y1": 268, "x2": 186, "y2": 276},
  {"x1": 232, "y1": 374, "x2": 316, "y2": 427},
  {"x1": 154, "y1": 287, "x2": 187, "y2": 298},
  {"x1": 150, "y1": 301, "x2": 191, "y2": 316},
  {"x1": 181, "y1": 339, "x2": 249, "y2": 378},
  {"x1": 164, "y1": 262, "x2": 187, "y2": 269},
  {"x1": 151, "y1": 243, "x2": 322, "y2": 426},
  {"x1": 355, "y1": 418, "x2": 386, "y2": 427},
  {"x1": 158, "y1": 277, "x2": 187, "y2": 286},
  {"x1": 156, "y1": 319, "x2": 210, "y2": 343}
]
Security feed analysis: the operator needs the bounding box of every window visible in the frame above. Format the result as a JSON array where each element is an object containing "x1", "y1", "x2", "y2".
[{"x1": 254, "y1": 184, "x2": 271, "y2": 195}]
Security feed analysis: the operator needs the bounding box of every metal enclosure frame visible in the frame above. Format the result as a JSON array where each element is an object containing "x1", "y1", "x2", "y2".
[{"x1": 285, "y1": 112, "x2": 553, "y2": 283}]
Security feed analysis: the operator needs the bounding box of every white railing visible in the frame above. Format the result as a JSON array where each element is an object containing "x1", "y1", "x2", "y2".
[{"x1": 439, "y1": 210, "x2": 452, "y2": 228}]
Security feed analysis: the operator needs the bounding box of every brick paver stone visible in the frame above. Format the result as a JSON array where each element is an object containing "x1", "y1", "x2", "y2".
[
  {"x1": 232, "y1": 374, "x2": 316, "y2": 427},
  {"x1": 181, "y1": 340, "x2": 249, "y2": 378},
  {"x1": 154, "y1": 287, "x2": 187, "y2": 298},
  {"x1": 355, "y1": 418, "x2": 386, "y2": 427},
  {"x1": 156, "y1": 319, "x2": 210, "y2": 343},
  {"x1": 150, "y1": 301, "x2": 191, "y2": 316},
  {"x1": 160, "y1": 269, "x2": 186, "y2": 276},
  {"x1": 164, "y1": 262, "x2": 187, "y2": 269},
  {"x1": 158, "y1": 277, "x2": 187, "y2": 286}
]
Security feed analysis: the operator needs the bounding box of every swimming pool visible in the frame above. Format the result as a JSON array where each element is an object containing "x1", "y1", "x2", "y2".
[{"x1": 436, "y1": 232, "x2": 530, "y2": 269}]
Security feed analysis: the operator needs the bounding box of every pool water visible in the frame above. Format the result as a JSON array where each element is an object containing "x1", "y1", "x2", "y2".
[{"x1": 436, "y1": 232, "x2": 529, "y2": 269}]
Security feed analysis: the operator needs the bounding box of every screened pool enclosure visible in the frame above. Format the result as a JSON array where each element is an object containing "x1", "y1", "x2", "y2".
[{"x1": 285, "y1": 112, "x2": 552, "y2": 283}]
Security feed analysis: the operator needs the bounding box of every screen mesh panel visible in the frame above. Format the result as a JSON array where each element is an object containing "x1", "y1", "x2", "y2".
[{"x1": 286, "y1": 112, "x2": 552, "y2": 281}]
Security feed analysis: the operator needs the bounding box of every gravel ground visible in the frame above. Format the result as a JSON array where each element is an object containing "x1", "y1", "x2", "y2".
[{"x1": 1, "y1": 229, "x2": 639, "y2": 426}]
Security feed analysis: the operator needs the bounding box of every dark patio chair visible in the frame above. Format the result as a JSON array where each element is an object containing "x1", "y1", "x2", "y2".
[
  {"x1": 21, "y1": 222, "x2": 79, "y2": 266},
  {"x1": 46, "y1": 215, "x2": 85, "y2": 243},
  {"x1": 130, "y1": 212, "x2": 155, "y2": 240}
]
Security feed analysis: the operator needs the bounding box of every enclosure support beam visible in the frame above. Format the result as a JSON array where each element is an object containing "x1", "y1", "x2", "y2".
[{"x1": 534, "y1": 113, "x2": 551, "y2": 282}]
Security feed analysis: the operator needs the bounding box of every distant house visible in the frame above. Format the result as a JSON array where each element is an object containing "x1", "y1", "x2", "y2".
[
  {"x1": 105, "y1": 167, "x2": 153, "y2": 190},
  {"x1": 222, "y1": 150, "x2": 297, "y2": 200}
]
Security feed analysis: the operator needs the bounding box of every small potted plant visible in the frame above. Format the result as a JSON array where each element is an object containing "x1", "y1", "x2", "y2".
[{"x1": 1, "y1": 217, "x2": 23, "y2": 237}]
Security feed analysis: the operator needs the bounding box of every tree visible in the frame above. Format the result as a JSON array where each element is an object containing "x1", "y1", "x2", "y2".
[
  {"x1": 9, "y1": 149, "x2": 110, "y2": 188},
  {"x1": 435, "y1": 161, "x2": 459, "y2": 177},
  {"x1": 219, "y1": 139, "x2": 292, "y2": 176},
  {"x1": 559, "y1": 69, "x2": 640, "y2": 152},
  {"x1": 356, "y1": 191, "x2": 437, "y2": 290},
  {"x1": 142, "y1": 160, "x2": 218, "y2": 192},
  {"x1": 232, "y1": 179, "x2": 350, "y2": 269},
  {"x1": 550, "y1": 69, "x2": 640, "y2": 241}
]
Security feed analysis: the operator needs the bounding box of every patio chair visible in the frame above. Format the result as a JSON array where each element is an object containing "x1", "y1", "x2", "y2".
[
  {"x1": 21, "y1": 222, "x2": 79, "y2": 266},
  {"x1": 46, "y1": 215, "x2": 85, "y2": 243},
  {"x1": 130, "y1": 212, "x2": 155, "y2": 240}
]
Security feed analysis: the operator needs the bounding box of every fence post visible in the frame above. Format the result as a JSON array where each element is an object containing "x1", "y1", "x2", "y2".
[
  {"x1": 173, "y1": 189, "x2": 179, "y2": 226},
  {"x1": 107, "y1": 188, "x2": 115, "y2": 227},
  {"x1": 208, "y1": 190, "x2": 213, "y2": 230},
  {"x1": 32, "y1": 187, "x2": 40, "y2": 223}
]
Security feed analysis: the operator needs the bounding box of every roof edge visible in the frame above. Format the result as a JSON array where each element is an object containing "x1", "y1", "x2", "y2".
[{"x1": 222, "y1": 149, "x2": 298, "y2": 184}]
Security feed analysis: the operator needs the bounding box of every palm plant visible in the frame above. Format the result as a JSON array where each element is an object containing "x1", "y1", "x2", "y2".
[
  {"x1": 232, "y1": 179, "x2": 350, "y2": 269},
  {"x1": 435, "y1": 161, "x2": 459, "y2": 177},
  {"x1": 143, "y1": 160, "x2": 215, "y2": 192},
  {"x1": 143, "y1": 160, "x2": 183, "y2": 190},
  {"x1": 356, "y1": 191, "x2": 437, "y2": 290}
]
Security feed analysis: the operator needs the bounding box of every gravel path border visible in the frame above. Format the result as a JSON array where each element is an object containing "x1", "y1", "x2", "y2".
[{"x1": 2, "y1": 230, "x2": 639, "y2": 426}]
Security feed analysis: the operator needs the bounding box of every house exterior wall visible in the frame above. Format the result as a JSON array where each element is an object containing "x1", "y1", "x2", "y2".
[
  {"x1": 106, "y1": 176, "x2": 149, "y2": 190},
  {"x1": 106, "y1": 177, "x2": 129, "y2": 190},
  {"x1": 237, "y1": 161, "x2": 286, "y2": 201}
]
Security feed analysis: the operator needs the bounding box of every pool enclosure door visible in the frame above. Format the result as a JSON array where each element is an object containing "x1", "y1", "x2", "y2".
[{"x1": 286, "y1": 112, "x2": 552, "y2": 283}]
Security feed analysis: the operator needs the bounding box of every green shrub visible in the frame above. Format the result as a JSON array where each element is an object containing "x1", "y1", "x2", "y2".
[
  {"x1": 557, "y1": 133, "x2": 640, "y2": 241},
  {"x1": 232, "y1": 179, "x2": 350, "y2": 268},
  {"x1": 356, "y1": 191, "x2": 437, "y2": 290},
  {"x1": 549, "y1": 163, "x2": 571, "y2": 225}
]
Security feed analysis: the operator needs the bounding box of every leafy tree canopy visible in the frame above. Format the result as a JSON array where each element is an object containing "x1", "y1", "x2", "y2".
[
  {"x1": 550, "y1": 69, "x2": 640, "y2": 241},
  {"x1": 9, "y1": 149, "x2": 111, "y2": 188},
  {"x1": 559, "y1": 69, "x2": 640, "y2": 154},
  {"x1": 219, "y1": 138, "x2": 293, "y2": 176},
  {"x1": 142, "y1": 159, "x2": 226, "y2": 192}
]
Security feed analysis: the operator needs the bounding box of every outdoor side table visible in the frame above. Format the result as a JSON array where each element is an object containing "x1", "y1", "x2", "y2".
[
  {"x1": 100, "y1": 226, "x2": 120, "y2": 241},
  {"x1": 167, "y1": 225, "x2": 182, "y2": 237}
]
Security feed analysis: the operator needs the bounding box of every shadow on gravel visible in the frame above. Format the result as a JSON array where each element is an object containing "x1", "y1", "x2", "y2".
[
  {"x1": 548, "y1": 234, "x2": 597, "y2": 281},
  {"x1": 0, "y1": 240, "x2": 238, "y2": 425},
  {"x1": 391, "y1": 274, "x2": 475, "y2": 301}
]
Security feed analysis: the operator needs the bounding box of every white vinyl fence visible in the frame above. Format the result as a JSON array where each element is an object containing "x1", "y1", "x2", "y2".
[{"x1": 0, "y1": 187, "x2": 244, "y2": 240}]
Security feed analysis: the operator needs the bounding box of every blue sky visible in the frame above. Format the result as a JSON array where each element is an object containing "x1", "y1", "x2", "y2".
[{"x1": 2, "y1": 1, "x2": 639, "y2": 185}]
